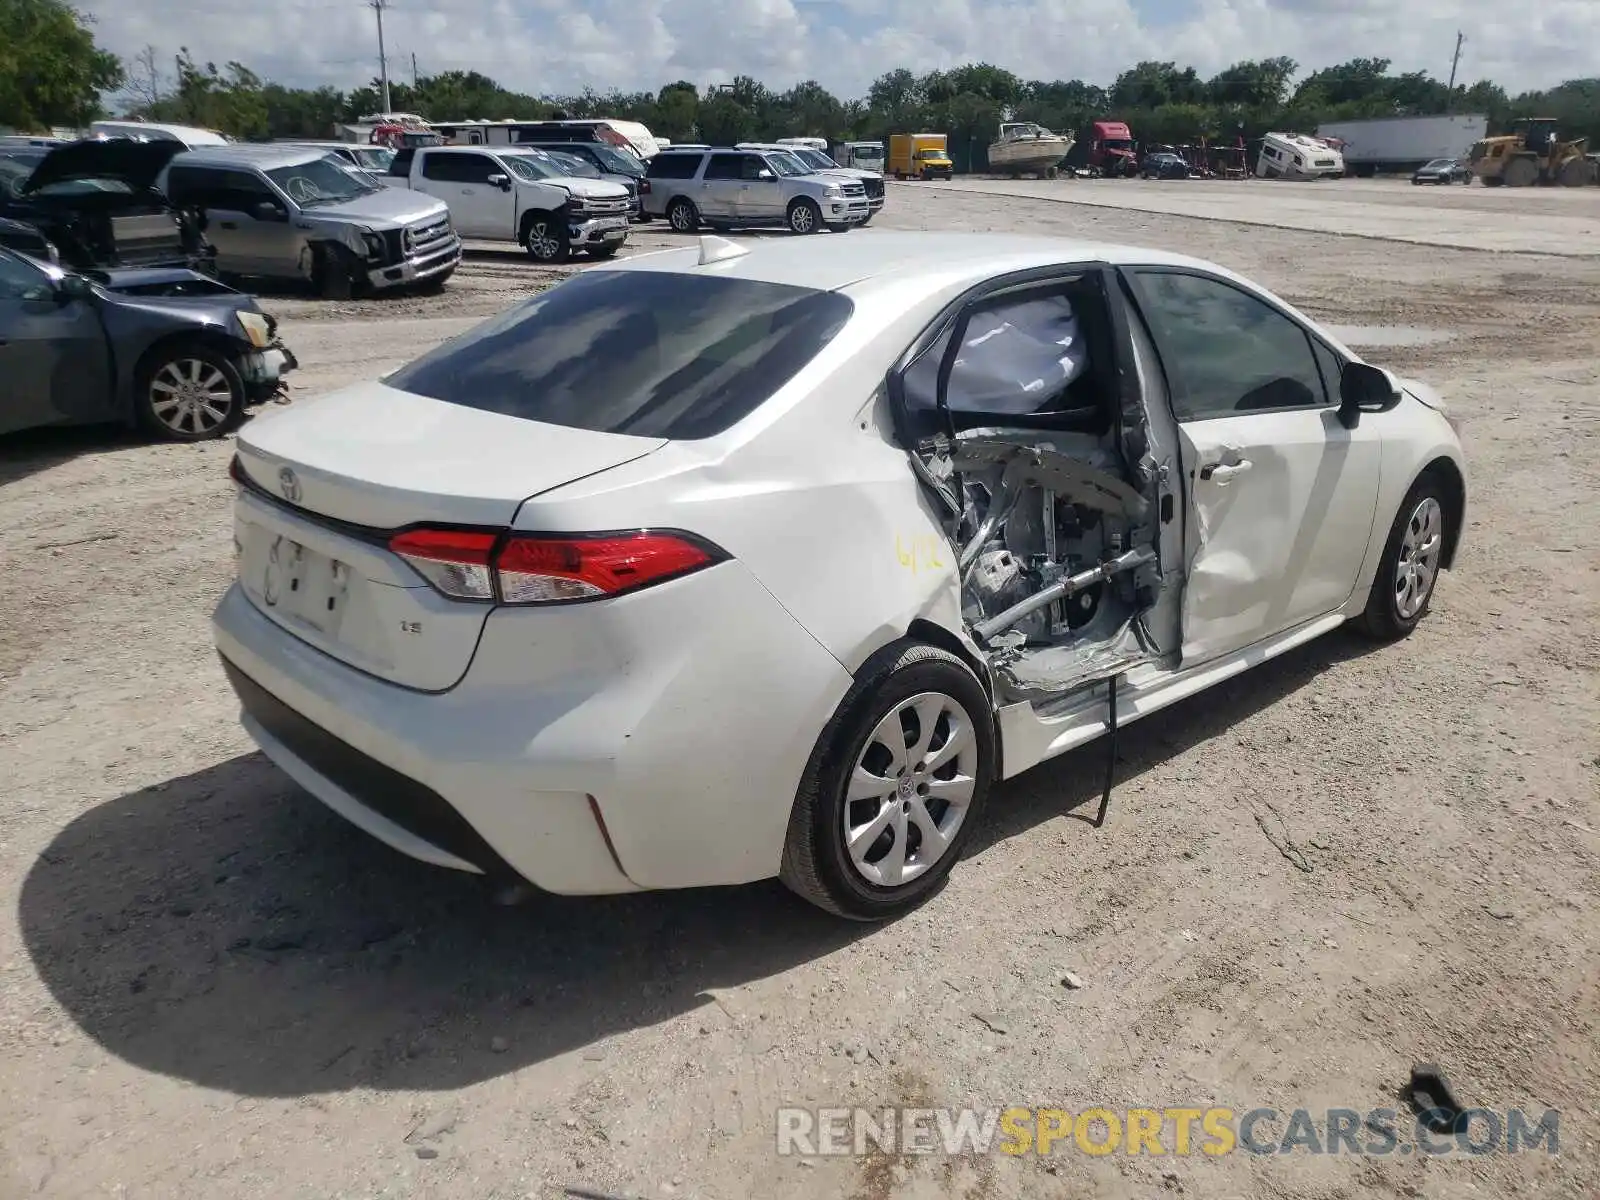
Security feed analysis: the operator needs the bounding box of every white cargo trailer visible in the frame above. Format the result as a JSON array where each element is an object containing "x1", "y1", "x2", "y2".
[{"x1": 1316, "y1": 114, "x2": 1489, "y2": 176}]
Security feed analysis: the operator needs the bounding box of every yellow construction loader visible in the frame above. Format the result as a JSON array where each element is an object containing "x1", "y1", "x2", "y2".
[{"x1": 1469, "y1": 118, "x2": 1593, "y2": 187}]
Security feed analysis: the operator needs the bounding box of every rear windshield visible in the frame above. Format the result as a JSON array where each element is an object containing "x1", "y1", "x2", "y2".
[{"x1": 385, "y1": 270, "x2": 854, "y2": 439}]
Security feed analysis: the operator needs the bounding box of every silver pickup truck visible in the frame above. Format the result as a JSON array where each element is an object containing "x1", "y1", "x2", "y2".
[{"x1": 158, "y1": 144, "x2": 461, "y2": 298}]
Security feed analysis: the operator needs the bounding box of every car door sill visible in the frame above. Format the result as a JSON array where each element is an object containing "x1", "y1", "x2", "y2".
[{"x1": 996, "y1": 610, "x2": 1348, "y2": 780}]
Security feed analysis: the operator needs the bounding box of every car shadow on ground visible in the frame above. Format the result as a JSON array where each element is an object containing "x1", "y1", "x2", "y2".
[
  {"x1": 0, "y1": 422, "x2": 150, "y2": 488},
  {"x1": 19, "y1": 629, "x2": 1381, "y2": 1099}
]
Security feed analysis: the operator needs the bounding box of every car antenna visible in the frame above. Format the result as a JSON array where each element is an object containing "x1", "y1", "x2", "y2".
[{"x1": 697, "y1": 234, "x2": 749, "y2": 266}]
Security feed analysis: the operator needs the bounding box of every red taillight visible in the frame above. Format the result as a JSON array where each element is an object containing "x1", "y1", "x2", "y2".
[
  {"x1": 389, "y1": 528, "x2": 498, "y2": 600},
  {"x1": 387, "y1": 528, "x2": 722, "y2": 604},
  {"x1": 229, "y1": 454, "x2": 247, "y2": 486}
]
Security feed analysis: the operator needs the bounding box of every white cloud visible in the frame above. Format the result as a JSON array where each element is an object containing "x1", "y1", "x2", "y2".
[{"x1": 80, "y1": 0, "x2": 1594, "y2": 106}]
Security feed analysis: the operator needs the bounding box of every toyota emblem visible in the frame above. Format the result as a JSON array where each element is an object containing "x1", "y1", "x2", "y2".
[{"x1": 278, "y1": 466, "x2": 302, "y2": 503}]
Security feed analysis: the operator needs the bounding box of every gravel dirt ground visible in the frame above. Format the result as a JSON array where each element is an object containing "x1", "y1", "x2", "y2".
[{"x1": 1, "y1": 181, "x2": 1597, "y2": 1200}]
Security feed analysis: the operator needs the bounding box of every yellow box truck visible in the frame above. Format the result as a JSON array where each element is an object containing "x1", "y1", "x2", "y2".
[{"x1": 889, "y1": 133, "x2": 953, "y2": 180}]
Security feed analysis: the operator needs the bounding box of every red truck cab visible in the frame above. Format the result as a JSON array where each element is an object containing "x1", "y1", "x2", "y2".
[{"x1": 1066, "y1": 120, "x2": 1139, "y2": 177}]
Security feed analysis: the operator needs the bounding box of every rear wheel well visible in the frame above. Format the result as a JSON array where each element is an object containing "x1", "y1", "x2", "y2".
[
  {"x1": 905, "y1": 619, "x2": 990, "y2": 698},
  {"x1": 1415, "y1": 457, "x2": 1465, "y2": 569}
]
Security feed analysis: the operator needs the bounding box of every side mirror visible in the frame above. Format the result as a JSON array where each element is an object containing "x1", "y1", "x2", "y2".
[
  {"x1": 755, "y1": 169, "x2": 775, "y2": 181},
  {"x1": 253, "y1": 201, "x2": 287, "y2": 222},
  {"x1": 56, "y1": 273, "x2": 95, "y2": 302},
  {"x1": 1337, "y1": 361, "x2": 1402, "y2": 430},
  {"x1": 487, "y1": 172, "x2": 510, "y2": 189}
]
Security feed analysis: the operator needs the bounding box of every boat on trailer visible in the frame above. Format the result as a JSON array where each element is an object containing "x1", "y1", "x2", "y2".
[{"x1": 987, "y1": 122, "x2": 1075, "y2": 178}]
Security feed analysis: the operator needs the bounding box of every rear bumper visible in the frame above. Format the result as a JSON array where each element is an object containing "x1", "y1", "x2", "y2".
[{"x1": 211, "y1": 561, "x2": 852, "y2": 896}]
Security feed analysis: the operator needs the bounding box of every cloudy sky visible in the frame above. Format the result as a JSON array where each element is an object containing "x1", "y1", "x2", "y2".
[{"x1": 81, "y1": 0, "x2": 1592, "y2": 105}]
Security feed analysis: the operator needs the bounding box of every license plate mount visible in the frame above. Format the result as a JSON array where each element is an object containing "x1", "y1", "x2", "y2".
[{"x1": 260, "y1": 535, "x2": 350, "y2": 638}]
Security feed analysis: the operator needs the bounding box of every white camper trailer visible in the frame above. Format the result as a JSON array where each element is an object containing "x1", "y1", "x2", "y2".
[{"x1": 1256, "y1": 132, "x2": 1345, "y2": 180}]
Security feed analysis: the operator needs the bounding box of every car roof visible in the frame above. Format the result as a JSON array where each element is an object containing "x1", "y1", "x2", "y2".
[
  {"x1": 608, "y1": 230, "x2": 1239, "y2": 296},
  {"x1": 172, "y1": 144, "x2": 332, "y2": 170}
]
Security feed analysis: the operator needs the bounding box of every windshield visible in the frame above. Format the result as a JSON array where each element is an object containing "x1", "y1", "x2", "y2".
[
  {"x1": 793, "y1": 148, "x2": 837, "y2": 170},
  {"x1": 592, "y1": 145, "x2": 644, "y2": 175},
  {"x1": 548, "y1": 154, "x2": 600, "y2": 178},
  {"x1": 765, "y1": 152, "x2": 810, "y2": 177},
  {"x1": 353, "y1": 146, "x2": 395, "y2": 172},
  {"x1": 1103, "y1": 139, "x2": 1135, "y2": 152},
  {"x1": 850, "y1": 147, "x2": 885, "y2": 168},
  {"x1": 385, "y1": 270, "x2": 855, "y2": 440},
  {"x1": 1422, "y1": 159, "x2": 1454, "y2": 170},
  {"x1": 267, "y1": 157, "x2": 378, "y2": 205},
  {"x1": 916, "y1": 148, "x2": 946, "y2": 159},
  {"x1": 504, "y1": 154, "x2": 558, "y2": 182}
]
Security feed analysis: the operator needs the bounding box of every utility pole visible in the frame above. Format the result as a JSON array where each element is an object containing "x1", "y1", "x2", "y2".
[
  {"x1": 371, "y1": 0, "x2": 391, "y2": 113},
  {"x1": 411, "y1": 52, "x2": 419, "y2": 89},
  {"x1": 1446, "y1": 31, "x2": 1465, "y2": 109}
]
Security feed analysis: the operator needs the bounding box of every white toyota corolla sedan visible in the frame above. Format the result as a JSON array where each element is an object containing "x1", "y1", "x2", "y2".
[{"x1": 214, "y1": 231, "x2": 1466, "y2": 920}]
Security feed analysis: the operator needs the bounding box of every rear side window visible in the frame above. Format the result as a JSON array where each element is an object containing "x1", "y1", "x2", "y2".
[
  {"x1": 422, "y1": 151, "x2": 494, "y2": 183},
  {"x1": 388, "y1": 148, "x2": 414, "y2": 176},
  {"x1": 646, "y1": 153, "x2": 701, "y2": 180},
  {"x1": 385, "y1": 270, "x2": 854, "y2": 440}
]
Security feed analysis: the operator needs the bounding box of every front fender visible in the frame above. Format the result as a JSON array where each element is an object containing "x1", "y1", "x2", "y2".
[
  {"x1": 1346, "y1": 408, "x2": 1467, "y2": 609},
  {"x1": 99, "y1": 301, "x2": 253, "y2": 421}
]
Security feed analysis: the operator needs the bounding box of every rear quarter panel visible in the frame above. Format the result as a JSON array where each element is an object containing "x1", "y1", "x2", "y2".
[{"x1": 510, "y1": 277, "x2": 980, "y2": 677}]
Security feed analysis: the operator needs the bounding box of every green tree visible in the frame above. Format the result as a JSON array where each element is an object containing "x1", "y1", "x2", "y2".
[
  {"x1": 1207, "y1": 58, "x2": 1297, "y2": 109},
  {"x1": 0, "y1": 0, "x2": 123, "y2": 129},
  {"x1": 653, "y1": 80, "x2": 699, "y2": 140}
]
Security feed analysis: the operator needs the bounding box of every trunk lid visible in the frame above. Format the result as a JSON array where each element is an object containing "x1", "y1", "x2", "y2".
[{"x1": 232, "y1": 380, "x2": 666, "y2": 691}]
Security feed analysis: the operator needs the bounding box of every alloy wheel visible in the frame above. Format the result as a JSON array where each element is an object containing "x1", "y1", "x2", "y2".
[
  {"x1": 842, "y1": 691, "x2": 978, "y2": 887},
  {"x1": 789, "y1": 203, "x2": 816, "y2": 234},
  {"x1": 527, "y1": 220, "x2": 563, "y2": 260},
  {"x1": 148, "y1": 358, "x2": 235, "y2": 437},
  {"x1": 1394, "y1": 496, "x2": 1443, "y2": 619}
]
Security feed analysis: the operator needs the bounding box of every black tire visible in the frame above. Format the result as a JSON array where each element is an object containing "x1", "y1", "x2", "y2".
[
  {"x1": 1353, "y1": 472, "x2": 1450, "y2": 641},
  {"x1": 666, "y1": 197, "x2": 699, "y2": 233},
  {"x1": 588, "y1": 244, "x2": 620, "y2": 259},
  {"x1": 780, "y1": 642, "x2": 995, "y2": 920},
  {"x1": 860, "y1": 213, "x2": 874, "y2": 226},
  {"x1": 316, "y1": 245, "x2": 355, "y2": 301},
  {"x1": 523, "y1": 213, "x2": 570, "y2": 263},
  {"x1": 826, "y1": 222, "x2": 852, "y2": 233},
  {"x1": 1503, "y1": 156, "x2": 1538, "y2": 188},
  {"x1": 135, "y1": 342, "x2": 248, "y2": 442},
  {"x1": 787, "y1": 198, "x2": 823, "y2": 235}
]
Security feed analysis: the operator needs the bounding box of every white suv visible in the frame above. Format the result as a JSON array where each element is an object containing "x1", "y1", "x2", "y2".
[
  {"x1": 643, "y1": 147, "x2": 870, "y2": 234},
  {"x1": 742, "y1": 142, "x2": 885, "y2": 222}
]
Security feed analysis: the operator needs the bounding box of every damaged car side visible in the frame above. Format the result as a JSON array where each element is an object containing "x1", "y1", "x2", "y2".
[{"x1": 210, "y1": 232, "x2": 1464, "y2": 922}]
